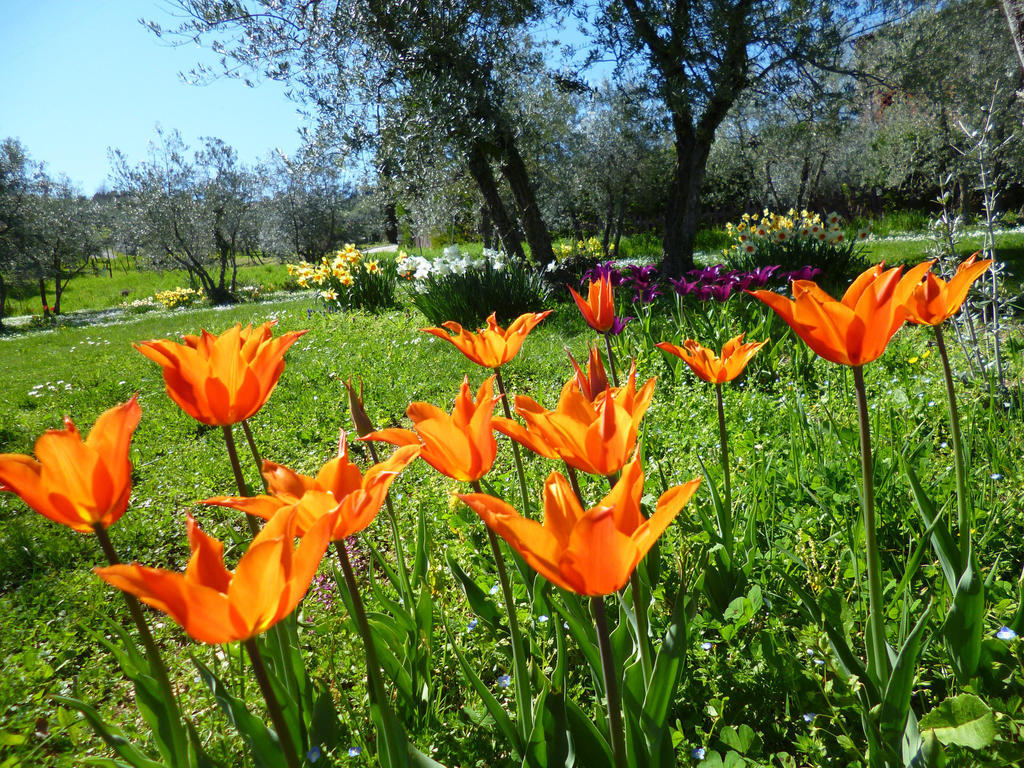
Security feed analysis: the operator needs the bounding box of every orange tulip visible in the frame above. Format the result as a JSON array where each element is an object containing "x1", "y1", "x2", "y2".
[
  {"x1": 569, "y1": 275, "x2": 617, "y2": 333},
  {"x1": 0, "y1": 397, "x2": 141, "y2": 533},
  {"x1": 135, "y1": 322, "x2": 308, "y2": 426},
  {"x1": 363, "y1": 376, "x2": 500, "y2": 482},
  {"x1": 493, "y1": 362, "x2": 655, "y2": 476},
  {"x1": 655, "y1": 334, "x2": 768, "y2": 383},
  {"x1": 422, "y1": 310, "x2": 552, "y2": 368},
  {"x1": 459, "y1": 456, "x2": 701, "y2": 595},
  {"x1": 202, "y1": 432, "x2": 419, "y2": 541},
  {"x1": 748, "y1": 263, "x2": 909, "y2": 367},
  {"x1": 900, "y1": 254, "x2": 993, "y2": 326},
  {"x1": 567, "y1": 346, "x2": 610, "y2": 402},
  {"x1": 95, "y1": 506, "x2": 333, "y2": 644}
]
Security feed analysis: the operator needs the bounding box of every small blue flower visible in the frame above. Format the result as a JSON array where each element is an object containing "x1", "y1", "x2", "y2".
[
  {"x1": 537, "y1": 614, "x2": 549, "y2": 624},
  {"x1": 803, "y1": 713, "x2": 816, "y2": 723},
  {"x1": 701, "y1": 642, "x2": 713, "y2": 651},
  {"x1": 490, "y1": 583, "x2": 500, "y2": 595},
  {"x1": 691, "y1": 746, "x2": 706, "y2": 760},
  {"x1": 307, "y1": 746, "x2": 322, "y2": 763},
  {"x1": 813, "y1": 658, "x2": 825, "y2": 666},
  {"x1": 991, "y1": 473, "x2": 1003, "y2": 481},
  {"x1": 467, "y1": 618, "x2": 478, "y2": 632},
  {"x1": 997, "y1": 626, "x2": 1018, "y2": 641},
  {"x1": 497, "y1": 674, "x2": 512, "y2": 689},
  {"x1": 348, "y1": 746, "x2": 362, "y2": 757}
]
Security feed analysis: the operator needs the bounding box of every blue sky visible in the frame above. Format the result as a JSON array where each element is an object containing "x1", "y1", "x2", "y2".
[{"x1": 0, "y1": 0, "x2": 305, "y2": 194}]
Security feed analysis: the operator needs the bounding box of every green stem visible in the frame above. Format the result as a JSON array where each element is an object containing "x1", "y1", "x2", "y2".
[
  {"x1": 935, "y1": 325, "x2": 969, "y2": 567},
  {"x1": 473, "y1": 479, "x2": 532, "y2": 744},
  {"x1": 335, "y1": 541, "x2": 406, "y2": 766},
  {"x1": 715, "y1": 383, "x2": 733, "y2": 555},
  {"x1": 240, "y1": 419, "x2": 268, "y2": 491},
  {"x1": 364, "y1": 441, "x2": 414, "y2": 609},
  {"x1": 592, "y1": 596, "x2": 628, "y2": 768},
  {"x1": 244, "y1": 638, "x2": 302, "y2": 768},
  {"x1": 93, "y1": 525, "x2": 185, "y2": 746},
  {"x1": 629, "y1": 570, "x2": 653, "y2": 683},
  {"x1": 494, "y1": 366, "x2": 531, "y2": 515},
  {"x1": 604, "y1": 332, "x2": 620, "y2": 388},
  {"x1": 222, "y1": 425, "x2": 260, "y2": 536},
  {"x1": 852, "y1": 366, "x2": 890, "y2": 685}
]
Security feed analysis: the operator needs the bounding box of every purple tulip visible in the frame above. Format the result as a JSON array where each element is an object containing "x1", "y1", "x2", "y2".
[
  {"x1": 670, "y1": 277, "x2": 699, "y2": 296},
  {"x1": 710, "y1": 283, "x2": 734, "y2": 302}
]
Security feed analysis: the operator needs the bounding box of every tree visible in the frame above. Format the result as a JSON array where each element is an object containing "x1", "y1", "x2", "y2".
[
  {"x1": 591, "y1": 0, "x2": 912, "y2": 274},
  {"x1": 0, "y1": 139, "x2": 41, "y2": 327},
  {"x1": 112, "y1": 129, "x2": 260, "y2": 303},
  {"x1": 261, "y1": 140, "x2": 373, "y2": 262},
  {"x1": 153, "y1": 0, "x2": 558, "y2": 265},
  {"x1": 31, "y1": 176, "x2": 103, "y2": 315}
]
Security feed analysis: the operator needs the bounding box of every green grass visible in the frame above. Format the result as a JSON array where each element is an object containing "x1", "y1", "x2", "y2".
[
  {"x1": 3, "y1": 260, "x2": 296, "y2": 318},
  {"x1": 2, "y1": 251, "x2": 1024, "y2": 766}
]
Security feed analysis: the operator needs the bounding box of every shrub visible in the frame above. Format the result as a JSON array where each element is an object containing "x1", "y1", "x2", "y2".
[
  {"x1": 403, "y1": 246, "x2": 550, "y2": 327},
  {"x1": 287, "y1": 245, "x2": 400, "y2": 312},
  {"x1": 722, "y1": 208, "x2": 871, "y2": 291},
  {"x1": 152, "y1": 287, "x2": 204, "y2": 309}
]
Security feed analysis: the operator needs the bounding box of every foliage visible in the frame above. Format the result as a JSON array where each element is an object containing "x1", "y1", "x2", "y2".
[
  {"x1": 152, "y1": 287, "x2": 205, "y2": 309},
  {"x1": 721, "y1": 208, "x2": 871, "y2": 289},
  {"x1": 287, "y1": 244, "x2": 400, "y2": 312},
  {"x1": 403, "y1": 246, "x2": 550, "y2": 327}
]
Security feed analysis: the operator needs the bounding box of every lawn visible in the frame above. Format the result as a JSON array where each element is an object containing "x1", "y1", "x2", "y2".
[{"x1": 1, "y1": 251, "x2": 1023, "y2": 767}]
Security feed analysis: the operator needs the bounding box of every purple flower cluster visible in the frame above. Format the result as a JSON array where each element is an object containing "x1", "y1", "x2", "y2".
[
  {"x1": 580, "y1": 260, "x2": 822, "y2": 307},
  {"x1": 670, "y1": 264, "x2": 822, "y2": 302},
  {"x1": 310, "y1": 573, "x2": 336, "y2": 611}
]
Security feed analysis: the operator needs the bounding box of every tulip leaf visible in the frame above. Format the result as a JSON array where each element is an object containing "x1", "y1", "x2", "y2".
[
  {"x1": 903, "y1": 458, "x2": 960, "y2": 591},
  {"x1": 192, "y1": 656, "x2": 289, "y2": 768},
  {"x1": 641, "y1": 588, "x2": 690, "y2": 765},
  {"x1": 523, "y1": 686, "x2": 574, "y2": 768},
  {"x1": 446, "y1": 551, "x2": 504, "y2": 636},
  {"x1": 413, "y1": 505, "x2": 430, "y2": 585},
  {"x1": 879, "y1": 604, "x2": 932, "y2": 748},
  {"x1": 53, "y1": 695, "x2": 166, "y2": 768},
  {"x1": 90, "y1": 617, "x2": 190, "y2": 767},
  {"x1": 550, "y1": 592, "x2": 603, "y2": 689},
  {"x1": 940, "y1": 552, "x2": 984, "y2": 682},
  {"x1": 563, "y1": 696, "x2": 614, "y2": 768},
  {"x1": 918, "y1": 694, "x2": 996, "y2": 751},
  {"x1": 621, "y1": 657, "x2": 645, "y2": 768},
  {"x1": 439, "y1": 608, "x2": 521, "y2": 758}
]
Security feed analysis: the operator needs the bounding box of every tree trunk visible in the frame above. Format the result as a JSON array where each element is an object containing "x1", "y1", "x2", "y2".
[
  {"x1": 480, "y1": 204, "x2": 493, "y2": 249},
  {"x1": 569, "y1": 207, "x2": 585, "y2": 244},
  {"x1": 613, "y1": 195, "x2": 626, "y2": 256},
  {"x1": 466, "y1": 142, "x2": 526, "y2": 262},
  {"x1": 496, "y1": 132, "x2": 555, "y2": 267},
  {"x1": 53, "y1": 273, "x2": 64, "y2": 315},
  {"x1": 601, "y1": 198, "x2": 614, "y2": 257},
  {"x1": 38, "y1": 278, "x2": 50, "y2": 317},
  {"x1": 1002, "y1": 0, "x2": 1024, "y2": 85},
  {"x1": 0, "y1": 272, "x2": 6, "y2": 329},
  {"x1": 384, "y1": 202, "x2": 399, "y2": 244},
  {"x1": 661, "y1": 134, "x2": 712, "y2": 277}
]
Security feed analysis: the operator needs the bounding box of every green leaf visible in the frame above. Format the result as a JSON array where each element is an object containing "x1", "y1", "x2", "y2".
[
  {"x1": 191, "y1": 656, "x2": 289, "y2": 768},
  {"x1": 446, "y1": 551, "x2": 504, "y2": 636},
  {"x1": 53, "y1": 696, "x2": 165, "y2": 768},
  {"x1": 941, "y1": 552, "x2": 985, "y2": 682},
  {"x1": 563, "y1": 696, "x2": 613, "y2": 768},
  {"x1": 879, "y1": 604, "x2": 932, "y2": 748},
  {"x1": 918, "y1": 694, "x2": 996, "y2": 751},
  {"x1": 904, "y1": 458, "x2": 960, "y2": 591},
  {"x1": 641, "y1": 588, "x2": 690, "y2": 766}
]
